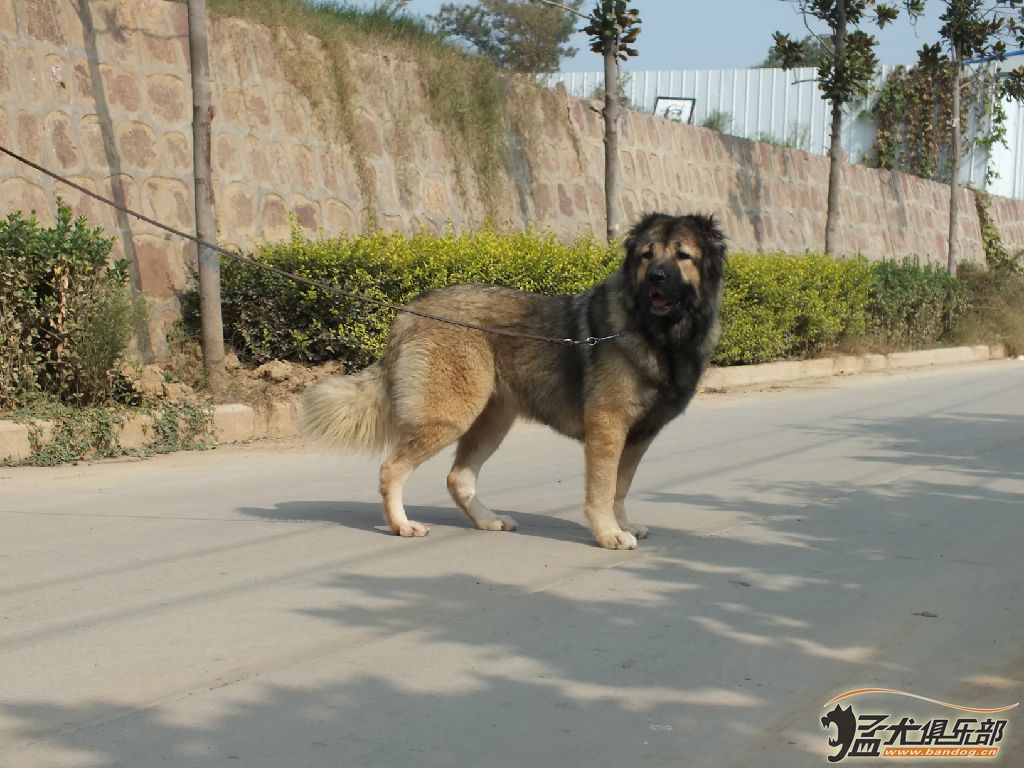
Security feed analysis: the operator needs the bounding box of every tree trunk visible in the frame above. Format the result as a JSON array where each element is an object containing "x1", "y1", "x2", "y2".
[
  {"x1": 188, "y1": 0, "x2": 226, "y2": 395},
  {"x1": 948, "y1": 44, "x2": 962, "y2": 275},
  {"x1": 824, "y1": 0, "x2": 847, "y2": 256},
  {"x1": 602, "y1": 39, "x2": 621, "y2": 243}
]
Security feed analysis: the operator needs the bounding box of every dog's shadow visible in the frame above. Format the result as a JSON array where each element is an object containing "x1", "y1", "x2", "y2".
[{"x1": 236, "y1": 500, "x2": 594, "y2": 544}]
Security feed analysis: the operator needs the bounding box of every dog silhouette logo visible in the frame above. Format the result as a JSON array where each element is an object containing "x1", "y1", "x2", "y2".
[{"x1": 822, "y1": 704, "x2": 858, "y2": 762}]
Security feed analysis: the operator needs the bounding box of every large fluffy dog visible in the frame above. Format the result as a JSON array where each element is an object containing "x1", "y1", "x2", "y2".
[{"x1": 302, "y1": 213, "x2": 726, "y2": 549}]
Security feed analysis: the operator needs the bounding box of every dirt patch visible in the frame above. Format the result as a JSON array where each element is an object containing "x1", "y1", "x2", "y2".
[{"x1": 122, "y1": 348, "x2": 343, "y2": 409}]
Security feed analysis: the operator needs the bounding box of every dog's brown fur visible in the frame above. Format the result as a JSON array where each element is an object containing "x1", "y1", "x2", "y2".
[{"x1": 302, "y1": 213, "x2": 726, "y2": 549}]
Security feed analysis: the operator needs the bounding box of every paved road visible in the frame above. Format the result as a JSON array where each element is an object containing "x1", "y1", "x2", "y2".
[{"x1": 1, "y1": 361, "x2": 1022, "y2": 767}]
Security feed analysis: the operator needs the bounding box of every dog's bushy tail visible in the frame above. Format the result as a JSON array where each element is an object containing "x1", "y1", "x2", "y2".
[{"x1": 301, "y1": 363, "x2": 396, "y2": 454}]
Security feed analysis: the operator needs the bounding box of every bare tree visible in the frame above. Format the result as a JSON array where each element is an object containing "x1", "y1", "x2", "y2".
[
  {"x1": 536, "y1": 1, "x2": 640, "y2": 242},
  {"x1": 584, "y1": 1, "x2": 640, "y2": 242}
]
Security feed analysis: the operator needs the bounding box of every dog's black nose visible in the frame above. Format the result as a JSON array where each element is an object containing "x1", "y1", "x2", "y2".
[{"x1": 647, "y1": 268, "x2": 666, "y2": 285}]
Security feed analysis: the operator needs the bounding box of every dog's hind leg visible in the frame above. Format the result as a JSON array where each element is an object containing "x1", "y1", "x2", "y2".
[
  {"x1": 380, "y1": 424, "x2": 465, "y2": 537},
  {"x1": 447, "y1": 397, "x2": 517, "y2": 532},
  {"x1": 380, "y1": 338, "x2": 496, "y2": 537}
]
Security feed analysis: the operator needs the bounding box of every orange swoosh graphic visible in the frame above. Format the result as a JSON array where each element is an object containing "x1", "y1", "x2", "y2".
[{"x1": 825, "y1": 688, "x2": 1020, "y2": 714}]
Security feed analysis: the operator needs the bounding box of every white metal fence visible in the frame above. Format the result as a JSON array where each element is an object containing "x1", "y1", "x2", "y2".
[{"x1": 542, "y1": 66, "x2": 1023, "y2": 198}]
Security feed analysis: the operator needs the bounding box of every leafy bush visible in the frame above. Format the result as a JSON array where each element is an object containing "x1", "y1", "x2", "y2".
[
  {"x1": 954, "y1": 263, "x2": 1024, "y2": 356},
  {"x1": 219, "y1": 229, "x2": 620, "y2": 367},
  {"x1": 715, "y1": 253, "x2": 873, "y2": 365},
  {"x1": 0, "y1": 201, "x2": 143, "y2": 411},
  {"x1": 864, "y1": 257, "x2": 966, "y2": 350}
]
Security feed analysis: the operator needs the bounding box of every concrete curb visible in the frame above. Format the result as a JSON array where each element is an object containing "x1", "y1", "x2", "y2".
[
  {"x1": 0, "y1": 345, "x2": 1009, "y2": 464},
  {"x1": 700, "y1": 344, "x2": 1004, "y2": 390}
]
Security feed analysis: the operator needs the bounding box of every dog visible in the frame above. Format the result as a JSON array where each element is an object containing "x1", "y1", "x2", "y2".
[{"x1": 302, "y1": 213, "x2": 726, "y2": 549}]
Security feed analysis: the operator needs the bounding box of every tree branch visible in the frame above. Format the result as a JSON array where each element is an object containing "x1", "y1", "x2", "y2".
[{"x1": 532, "y1": 0, "x2": 592, "y2": 23}]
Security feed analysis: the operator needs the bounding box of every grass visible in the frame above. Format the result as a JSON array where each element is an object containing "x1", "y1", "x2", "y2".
[{"x1": 188, "y1": 0, "x2": 512, "y2": 220}]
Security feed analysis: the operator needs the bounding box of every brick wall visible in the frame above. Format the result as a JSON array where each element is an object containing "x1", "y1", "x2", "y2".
[{"x1": 2, "y1": 0, "x2": 1023, "y2": 357}]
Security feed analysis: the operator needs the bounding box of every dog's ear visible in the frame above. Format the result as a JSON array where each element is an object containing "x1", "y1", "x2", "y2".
[
  {"x1": 694, "y1": 213, "x2": 726, "y2": 248},
  {"x1": 624, "y1": 212, "x2": 665, "y2": 256}
]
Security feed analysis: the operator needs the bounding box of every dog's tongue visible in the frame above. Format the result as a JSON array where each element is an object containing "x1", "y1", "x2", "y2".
[{"x1": 651, "y1": 294, "x2": 668, "y2": 309}]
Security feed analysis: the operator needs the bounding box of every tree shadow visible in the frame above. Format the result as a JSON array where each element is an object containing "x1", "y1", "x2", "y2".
[{"x1": 3, "y1": 405, "x2": 1021, "y2": 767}]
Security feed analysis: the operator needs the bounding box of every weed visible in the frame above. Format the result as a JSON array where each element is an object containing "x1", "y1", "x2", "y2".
[{"x1": 701, "y1": 110, "x2": 732, "y2": 133}]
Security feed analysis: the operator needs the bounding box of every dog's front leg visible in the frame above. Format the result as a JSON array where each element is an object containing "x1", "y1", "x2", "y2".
[
  {"x1": 583, "y1": 412, "x2": 637, "y2": 550},
  {"x1": 615, "y1": 437, "x2": 653, "y2": 540}
]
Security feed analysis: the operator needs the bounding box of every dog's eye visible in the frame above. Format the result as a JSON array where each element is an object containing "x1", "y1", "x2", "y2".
[
  {"x1": 641, "y1": 249, "x2": 653, "y2": 260},
  {"x1": 676, "y1": 250, "x2": 694, "y2": 261}
]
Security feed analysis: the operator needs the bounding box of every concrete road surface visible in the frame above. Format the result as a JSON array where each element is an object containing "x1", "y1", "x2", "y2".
[{"x1": 1, "y1": 361, "x2": 1022, "y2": 767}]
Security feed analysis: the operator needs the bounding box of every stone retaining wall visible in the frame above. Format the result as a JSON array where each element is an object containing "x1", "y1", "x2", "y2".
[{"x1": 2, "y1": 0, "x2": 1024, "y2": 357}]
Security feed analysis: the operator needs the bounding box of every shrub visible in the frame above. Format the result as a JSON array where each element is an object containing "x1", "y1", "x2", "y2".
[
  {"x1": 219, "y1": 229, "x2": 620, "y2": 367},
  {"x1": 216, "y1": 231, "x2": 984, "y2": 371},
  {"x1": 954, "y1": 263, "x2": 1024, "y2": 356},
  {"x1": 715, "y1": 252, "x2": 873, "y2": 365},
  {"x1": 0, "y1": 201, "x2": 143, "y2": 411},
  {"x1": 864, "y1": 257, "x2": 966, "y2": 350}
]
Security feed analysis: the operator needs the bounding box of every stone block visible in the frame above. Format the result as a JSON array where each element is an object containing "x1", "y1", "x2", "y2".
[
  {"x1": 100, "y1": 64, "x2": 142, "y2": 113},
  {"x1": 42, "y1": 54, "x2": 70, "y2": 105},
  {"x1": 146, "y1": 74, "x2": 187, "y2": 124},
  {"x1": 14, "y1": 110, "x2": 43, "y2": 164},
  {"x1": 222, "y1": 182, "x2": 258, "y2": 235},
  {"x1": 133, "y1": 234, "x2": 188, "y2": 299},
  {"x1": 45, "y1": 111, "x2": 79, "y2": 171},
  {"x1": 0, "y1": 44, "x2": 11, "y2": 96},
  {"x1": 255, "y1": 400, "x2": 300, "y2": 439},
  {"x1": 116, "y1": 121, "x2": 159, "y2": 170},
  {"x1": 290, "y1": 145, "x2": 316, "y2": 190},
  {"x1": 1, "y1": 177, "x2": 52, "y2": 223},
  {"x1": 260, "y1": 194, "x2": 290, "y2": 242},
  {"x1": 116, "y1": 414, "x2": 154, "y2": 450},
  {"x1": 291, "y1": 195, "x2": 320, "y2": 234},
  {"x1": 24, "y1": 0, "x2": 66, "y2": 45},
  {"x1": 142, "y1": 177, "x2": 193, "y2": 230},
  {"x1": 0, "y1": 0, "x2": 16, "y2": 35},
  {"x1": 213, "y1": 403, "x2": 256, "y2": 444},
  {"x1": 213, "y1": 133, "x2": 243, "y2": 177},
  {"x1": 0, "y1": 421, "x2": 31, "y2": 463}
]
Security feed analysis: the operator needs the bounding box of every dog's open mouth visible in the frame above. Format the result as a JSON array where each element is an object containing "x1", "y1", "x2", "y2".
[{"x1": 649, "y1": 289, "x2": 674, "y2": 315}]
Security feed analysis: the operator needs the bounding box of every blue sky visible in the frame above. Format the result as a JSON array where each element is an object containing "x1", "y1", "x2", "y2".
[{"x1": 347, "y1": 0, "x2": 948, "y2": 71}]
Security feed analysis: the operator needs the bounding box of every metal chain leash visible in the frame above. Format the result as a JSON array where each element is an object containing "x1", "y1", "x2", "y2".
[{"x1": 0, "y1": 144, "x2": 634, "y2": 348}]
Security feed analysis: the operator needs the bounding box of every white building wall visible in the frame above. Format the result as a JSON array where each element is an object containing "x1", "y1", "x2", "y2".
[{"x1": 543, "y1": 65, "x2": 1012, "y2": 196}]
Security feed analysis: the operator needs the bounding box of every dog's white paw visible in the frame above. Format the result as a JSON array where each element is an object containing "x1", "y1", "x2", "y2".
[
  {"x1": 479, "y1": 514, "x2": 519, "y2": 532},
  {"x1": 396, "y1": 521, "x2": 430, "y2": 537},
  {"x1": 595, "y1": 529, "x2": 639, "y2": 550},
  {"x1": 620, "y1": 521, "x2": 649, "y2": 539}
]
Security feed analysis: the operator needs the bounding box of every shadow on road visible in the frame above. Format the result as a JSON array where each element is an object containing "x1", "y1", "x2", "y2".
[{"x1": 3, "y1": 403, "x2": 1022, "y2": 767}]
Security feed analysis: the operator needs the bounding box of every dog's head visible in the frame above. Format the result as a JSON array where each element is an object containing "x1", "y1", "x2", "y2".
[
  {"x1": 623, "y1": 213, "x2": 726, "y2": 323},
  {"x1": 821, "y1": 704, "x2": 857, "y2": 763}
]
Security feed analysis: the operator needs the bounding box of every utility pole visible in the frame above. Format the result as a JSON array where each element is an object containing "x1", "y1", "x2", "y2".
[
  {"x1": 188, "y1": 0, "x2": 226, "y2": 395},
  {"x1": 947, "y1": 41, "x2": 962, "y2": 275}
]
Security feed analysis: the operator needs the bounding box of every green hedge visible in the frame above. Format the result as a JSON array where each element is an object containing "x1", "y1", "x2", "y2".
[
  {"x1": 217, "y1": 231, "x2": 969, "y2": 369},
  {"x1": 717, "y1": 253, "x2": 874, "y2": 364},
  {"x1": 220, "y1": 230, "x2": 620, "y2": 367}
]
